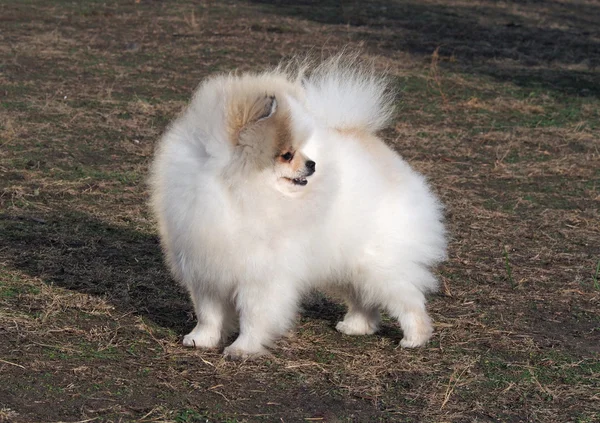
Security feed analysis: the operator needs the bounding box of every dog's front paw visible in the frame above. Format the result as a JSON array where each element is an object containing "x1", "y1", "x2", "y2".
[
  {"x1": 182, "y1": 326, "x2": 221, "y2": 349},
  {"x1": 222, "y1": 345, "x2": 268, "y2": 361}
]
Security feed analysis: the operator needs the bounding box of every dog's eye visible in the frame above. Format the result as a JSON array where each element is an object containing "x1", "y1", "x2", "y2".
[{"x1": 281, "y1": 152, "x2": 294, "y2": 162}]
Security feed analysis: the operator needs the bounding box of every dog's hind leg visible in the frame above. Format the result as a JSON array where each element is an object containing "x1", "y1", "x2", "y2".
[
  {"x1": 381, "y1": 282, "x2": 433, "y2": 348},
  {"x1": 354, "y1": 263, "x2": 435, "y2": 347},
  {"x1": 335, "y1": 285, "x2": 380, "y2": 336}
]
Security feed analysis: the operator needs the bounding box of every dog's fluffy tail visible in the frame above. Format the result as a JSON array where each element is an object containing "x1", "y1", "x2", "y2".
[{"x1": 303, "y1": 55, "x2": 396, "y2": 133}]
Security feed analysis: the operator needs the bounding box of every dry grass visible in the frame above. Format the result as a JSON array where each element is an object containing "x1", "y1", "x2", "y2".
[{"x1": 1, "y1": 0, "x2": 599, "y2": 422}]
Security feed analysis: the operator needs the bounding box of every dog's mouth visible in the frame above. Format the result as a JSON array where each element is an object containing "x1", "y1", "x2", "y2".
[{"x1": 284, "y1": 177, "x2": 308, "y2": 186}]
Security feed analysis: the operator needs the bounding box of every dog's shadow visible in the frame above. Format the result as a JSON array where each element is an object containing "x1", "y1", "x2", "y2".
[
  {"x1": 1, "y1": 211, "x2": 190, "y2": 333},
  {"x1": 1, "y1": 211, "x2": 404, "y2": 343}
]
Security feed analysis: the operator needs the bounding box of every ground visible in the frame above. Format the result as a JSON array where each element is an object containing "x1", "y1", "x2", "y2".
[{"x1": 0, "y1": 0, "x2": 599, "y2": 422}]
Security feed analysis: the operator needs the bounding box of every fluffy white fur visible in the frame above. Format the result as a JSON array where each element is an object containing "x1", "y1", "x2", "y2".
[{"x1": 149, "y1": 57, "x2": 447, "y2": 359}]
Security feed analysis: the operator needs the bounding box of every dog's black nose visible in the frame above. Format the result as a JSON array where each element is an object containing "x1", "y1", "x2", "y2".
[{"x1": 306, "y1": 160, "x2": 316, "y2": 173}]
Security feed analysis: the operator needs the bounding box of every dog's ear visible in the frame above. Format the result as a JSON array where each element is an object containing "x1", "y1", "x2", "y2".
[
  {"x1": 229, "y1": 94, "x2": 278, "y2": 145},
  {"x1": 240, "y1": 95, "x2": 277, "y2": 128},
  {"x1": 255, "y1": 95, "x2": 277, "y2": 123}
]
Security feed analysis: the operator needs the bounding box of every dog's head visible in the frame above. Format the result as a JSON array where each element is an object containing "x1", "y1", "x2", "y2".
[{"x1": 224, "y1": 79, "x2": 316, "y2": 196}]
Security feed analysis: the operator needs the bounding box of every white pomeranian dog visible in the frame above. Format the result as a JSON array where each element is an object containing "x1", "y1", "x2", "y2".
[{"x1": 149, "y1": 56, "x2": 447, "y2": 359}]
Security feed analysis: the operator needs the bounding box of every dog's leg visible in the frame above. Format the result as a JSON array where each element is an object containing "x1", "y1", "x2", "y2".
[
  {"x1": 335, "y1": 286, "x2": 380, "y2": 336},
  {"x1": 382, "y1": 284, "x2": 433, "y2": 348},
  {"x1": 223, "y1": 281, "x2": 298, "y2": 360},
  {"x1": 183, "y1": 288, "x2": 233, "y2": 349}
]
